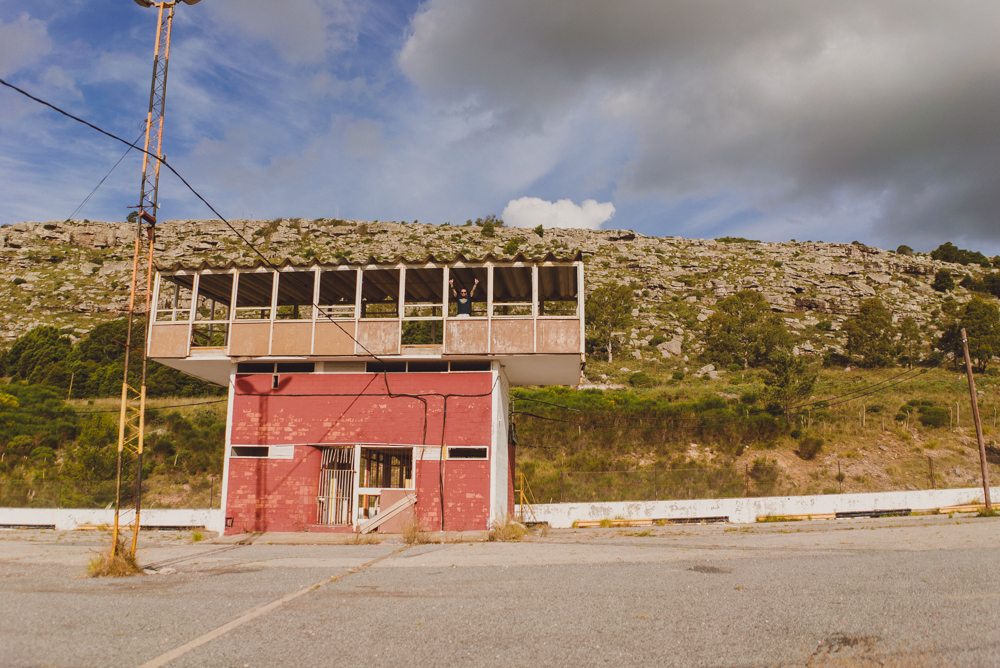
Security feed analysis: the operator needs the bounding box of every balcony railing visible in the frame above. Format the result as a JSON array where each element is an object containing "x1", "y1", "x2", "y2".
[{"x1": 148, "y1": 258, "x2": 584, "y2": 360}]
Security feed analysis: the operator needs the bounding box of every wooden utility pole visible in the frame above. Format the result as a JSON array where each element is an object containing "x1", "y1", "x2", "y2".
[{"x1": 960, "y1": 328, "x2": 992, "y2": 509}]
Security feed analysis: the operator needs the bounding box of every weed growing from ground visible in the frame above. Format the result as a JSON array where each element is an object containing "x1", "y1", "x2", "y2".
[
  {"x1": 401, "y1": 515, "x2": 432, "y2": 545},
  {"x1": 86, "y1": 534, "x2": 143, "y2": 578},
  {"x1": 488, "y1": 515, "x2": 527, "y2": 542}
]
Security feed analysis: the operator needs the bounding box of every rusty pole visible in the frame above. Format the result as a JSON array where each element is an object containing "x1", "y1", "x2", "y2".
[{"x1": 960, "y1": 328, "x2": 992, "y2": 509}]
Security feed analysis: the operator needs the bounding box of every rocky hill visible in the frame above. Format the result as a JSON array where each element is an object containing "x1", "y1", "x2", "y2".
[
  {"x1": 3, "y1": 217, "x2": 998, "y2": 501},
  {"x1": 0, "y1": 217, "x2": 983, "y2": 367}
]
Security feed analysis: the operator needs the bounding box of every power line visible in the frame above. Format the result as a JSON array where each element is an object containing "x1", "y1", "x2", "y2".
[
  {"x1": 65, "y1": 128, "x2": 146, "y2": 222},
  {"x1": 0, "y1": 397, "x2": 226, "y2": 417},
  {"x1": 0, "y1": 78, "x2": 957, "y2": 438}
]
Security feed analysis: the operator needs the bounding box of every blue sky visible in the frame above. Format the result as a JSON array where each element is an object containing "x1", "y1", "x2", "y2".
[{"x1": 3, "y1": 1, "x2": 1000, "y2": 252}]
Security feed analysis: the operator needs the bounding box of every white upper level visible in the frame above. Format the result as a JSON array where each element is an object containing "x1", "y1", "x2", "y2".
[{"x1": 148, "y1": 253, "x2": 585, "y2": 386}]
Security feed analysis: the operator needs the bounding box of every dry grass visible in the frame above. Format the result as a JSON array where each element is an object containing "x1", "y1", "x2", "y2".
[
  {"x1": 488, "y1": 515, "x2": 527, "y2": 542},
  {"x1": 85, "y1": 535, "x2": 143, "y2": 578},
  {"x1": 351, "y1": 530, "x2": 382, "y2": 544},
  {"x1": 400, "y1": 515, "x2": 432, "y2": 545}
]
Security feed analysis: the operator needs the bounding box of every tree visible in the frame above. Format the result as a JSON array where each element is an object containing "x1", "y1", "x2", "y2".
[
  {"x1": 899, "y1": 316, "x2": 921, "y2": 368},
  {"x1": 702, "y1": 290, "x2": 791, "y2": 369},
  {"x1": 896, "y1": 245, "x2": 914, "y2": 256},
  {"x1": 934, "y1": 299, "x2": 963, "y2": 365},
  {"x1": 843, "y1": 298, "x2": 898, "y2": 367},
  {"x1": 959, "y1": 296, "x2": 1000, "y2": 372},
  {"x1": 585, "y1": 284, "x2": 635, "y2": 363},
  {"x1": 761, "y1": 350, "x2": 817, "y2": 416},
  {"x1": 0, "y1": 326, "x2": 72, "y2": 383},
  {"x1": 930, "y1": 242, "x2": 991, "y2": 267},
  {"x1": 931, "y1": 268, "x2": 954, "y2": 292}
]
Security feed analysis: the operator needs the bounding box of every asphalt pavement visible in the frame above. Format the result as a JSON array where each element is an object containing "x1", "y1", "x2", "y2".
[{"x1": 1, "y1": 515, "x2": 998, "y2": 667}]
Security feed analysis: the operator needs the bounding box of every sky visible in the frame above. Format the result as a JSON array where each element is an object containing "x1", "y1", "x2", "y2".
[{"x1": 2, "y1": 0, "x2": 1000, "y2": 252}]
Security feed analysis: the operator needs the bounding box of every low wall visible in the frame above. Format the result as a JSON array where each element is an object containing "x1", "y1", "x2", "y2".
[
  {"x1": 0, "y1": 508, "x2": 223, "y2": 532},
  {"x1": 518, "y1": 486, "x2": 1000, "y2": 528}
]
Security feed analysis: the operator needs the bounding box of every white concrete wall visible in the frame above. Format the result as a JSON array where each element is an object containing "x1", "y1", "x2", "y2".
[
  {"x1": 518, "y1": 486, "x2": 1000, "y2": 528},
  {"x1": 0, "y1": 508, "x2": 223, "y2": 531}
]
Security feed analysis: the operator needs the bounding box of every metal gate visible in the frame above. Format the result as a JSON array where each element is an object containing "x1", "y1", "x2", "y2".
[{"x1": 317, "y1": 447, "x2": 354, "y2": 525}]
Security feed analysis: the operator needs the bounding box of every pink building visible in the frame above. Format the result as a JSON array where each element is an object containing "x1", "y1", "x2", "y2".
[{"x1": 148, "y1": 254, "x2": 584, "y2": 534}]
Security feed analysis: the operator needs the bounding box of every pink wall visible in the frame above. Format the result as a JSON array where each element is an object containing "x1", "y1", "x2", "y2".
[
  {"x1": 226, "y1": 446, "x2": 321, "y2": 534},
  {"x1": 224, "y1": 372, "x2": 495, "y2": 534}
]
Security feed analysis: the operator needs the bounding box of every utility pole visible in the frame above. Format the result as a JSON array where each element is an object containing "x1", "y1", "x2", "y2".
[
  {"x1": 960, "y1": 328, "x2": 991, "y2": 510},
  {"x1": 111, "y1": 0, "x2": 201, "y2": 560}
]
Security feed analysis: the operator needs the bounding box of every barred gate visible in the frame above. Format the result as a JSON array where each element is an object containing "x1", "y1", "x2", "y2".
[{"x1": 317, "y1": 447, "x2": 354, "y2": 525}]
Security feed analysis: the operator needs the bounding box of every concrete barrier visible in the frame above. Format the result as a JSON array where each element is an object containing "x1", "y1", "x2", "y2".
[
  {"x1": 517, "y1": 486, "x2": 1000, "y2": 528},
  {"x1": 0, "y1": 508, "x2": 223, "y2": 532}
]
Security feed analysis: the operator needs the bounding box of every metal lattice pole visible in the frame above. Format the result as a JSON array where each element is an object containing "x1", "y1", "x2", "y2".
[{"x1": 112, "y1": 2, "x2": 176, "y2": 560}]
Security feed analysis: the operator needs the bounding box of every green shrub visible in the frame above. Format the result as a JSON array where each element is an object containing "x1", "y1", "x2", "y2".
[
  {"x1": 795, "y1": 436, "x2": 824, "y2": 460},
  {"x1": 13, "y1": 277, "x2": 26, "y2": 285},
  {"x1": 672, "y1": 370, "x2": 685, "y2": 381},
  {"x1": 649, "y1": 334, "x2": 667, "y2": 347},
  {"x1": 894, "y1": 412, "x2": 908, "y2": 422},
  {"x1": 789, "y1": 428, "x2": 802, "y2": 439},
  {"x1": 628, "y1": 372, "x2": 656, "y2": 388},
  {"x1": 748, "y1": 458, "x2": 780, "y2": 495},
  {"x1": 918, "y1": 406, "x2": 949, "y2": 428},
  {"x1": 502, "y1": 237, "x2": 524, "y2": 255},
  {"x1": 932, "y1": 269, "x2": 955, "y2": 293}
]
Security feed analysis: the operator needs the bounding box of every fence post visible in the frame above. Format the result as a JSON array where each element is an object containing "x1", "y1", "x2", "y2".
[
  {"x1": 745, "y1": 463, "x2": 749, "y2": 498},
  {"x1": 928, "y1": 456, "x2": 934, "y2": 489},
  {"x1": 560, "y1": 470, "x2": 564, "y2": 504},
  {"x1": 210, "y1": 478, "x2": 215, "y2": 509},
  {"x1": 57, "y1": 482, "x2": 62, "y2": 509},
  {"x1": 653, "y1": 465, "x2": 657, "y2": 501}
]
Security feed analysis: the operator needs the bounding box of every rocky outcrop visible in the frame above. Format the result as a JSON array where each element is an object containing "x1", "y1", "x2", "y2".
[{"x1": 0, "y1": 219, "x2": 989, "y2": 359}]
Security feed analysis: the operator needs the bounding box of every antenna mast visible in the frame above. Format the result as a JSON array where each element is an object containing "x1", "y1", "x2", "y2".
[{"x1": 112, "y1": 0, "x2": 198, "y2": 559}]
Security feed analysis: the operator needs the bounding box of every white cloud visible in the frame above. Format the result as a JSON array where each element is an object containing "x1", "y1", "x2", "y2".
[
  {"x1": 0, "y1": 13, "x2": 51, "y2": 78},
  {"x1": 503, "y1": 197, "x2": 614, "y2": 230},
  {"x1": 401, "y1": 1, "x2": 1000, "y2": 248},
  {"x1": 205, "y1": 0, "x2": 362, "y2": 65}
]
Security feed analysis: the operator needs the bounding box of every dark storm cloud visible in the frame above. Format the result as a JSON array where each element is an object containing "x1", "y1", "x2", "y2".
[{"x1": 401, "y1": 1, "x2": 1000, "y2": 248}]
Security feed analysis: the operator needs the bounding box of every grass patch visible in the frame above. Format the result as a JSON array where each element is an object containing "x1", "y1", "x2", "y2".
[
  {"x1": 86, "y1": 534, "x2": 143, "y2": 578},
  {"x1": 351, "y1": 530, "x2": 382, "y2": 545},
  {"x1": 976, "y1": 507, "x2": 999, "y2": 518},
  {"x1": 757, "y1": 515, "x2": 803, "y2": 523},
  {"x1": 191, "y1": 531, "x2": 203, "y2": 542},
  {"x1": 400, "y1": 515, "x2": 432, "y2": 545},
  {"x1": 488, "y1": 515, "x2": 528, "y2": 542}
]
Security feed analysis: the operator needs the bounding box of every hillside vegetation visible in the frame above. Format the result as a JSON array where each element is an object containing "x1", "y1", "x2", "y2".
[{"x1": 3, "y1": 217, "x2": 1000, "y2": 506}]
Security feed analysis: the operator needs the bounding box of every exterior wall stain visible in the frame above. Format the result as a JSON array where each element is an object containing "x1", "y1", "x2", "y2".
[{"x1": 224, "y1": 372, "x2": 496, "y2": 534}]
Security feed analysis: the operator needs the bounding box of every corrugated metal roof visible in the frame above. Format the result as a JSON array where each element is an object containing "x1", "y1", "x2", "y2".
[{"x1": 156, "y1": 251, "x2": 583, "y2": 272}]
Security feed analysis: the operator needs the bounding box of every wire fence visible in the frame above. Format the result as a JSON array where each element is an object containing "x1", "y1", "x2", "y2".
[{"x1": 0, "y1": 479, "x2": 220, "y2": 510}]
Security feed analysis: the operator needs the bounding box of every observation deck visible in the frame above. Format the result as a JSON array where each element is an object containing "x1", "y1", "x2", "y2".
[{"x1": 147, "y1": 253, "x2": 585, "y2": 387}]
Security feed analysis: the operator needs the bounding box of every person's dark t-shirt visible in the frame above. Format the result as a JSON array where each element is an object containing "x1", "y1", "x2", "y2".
[{"x1": 456, "y1": 297, "x2": 472, "y2": 315}]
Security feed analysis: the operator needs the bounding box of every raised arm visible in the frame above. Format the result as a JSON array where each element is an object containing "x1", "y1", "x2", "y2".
[
  {"x1": 469, "y1": 277, "x2": 480, "y2": 297},
  {"x1": 449, "y1": 278, "x2": 458, "y2": 298}
]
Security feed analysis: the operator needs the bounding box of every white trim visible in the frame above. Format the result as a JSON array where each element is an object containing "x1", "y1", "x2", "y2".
[{"x1": 215, "y1": 366, "x2": 236, "y2": 534}]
